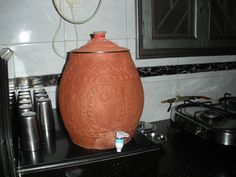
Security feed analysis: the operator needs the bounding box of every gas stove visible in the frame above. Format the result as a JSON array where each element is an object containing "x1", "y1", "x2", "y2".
[{"x1": 170, "y1": 93, "x2": 236, "y2": 146}]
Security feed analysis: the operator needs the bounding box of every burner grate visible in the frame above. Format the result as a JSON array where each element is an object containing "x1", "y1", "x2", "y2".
[
  {"x1": 219, "y1": 93, "x2": 236, "y2": 112},
  {"x1": 171, "y1": 93, "x2": 236, "y2": 146}
]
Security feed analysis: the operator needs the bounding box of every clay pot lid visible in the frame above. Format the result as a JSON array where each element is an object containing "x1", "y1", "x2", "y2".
[{"x1": 72, "y1": 31, "x2": 129, "y2": 53}]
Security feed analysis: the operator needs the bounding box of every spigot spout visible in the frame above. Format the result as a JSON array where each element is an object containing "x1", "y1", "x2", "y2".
[{"x1": 115, "y1": 131, "x2": 129, "y2": 152}]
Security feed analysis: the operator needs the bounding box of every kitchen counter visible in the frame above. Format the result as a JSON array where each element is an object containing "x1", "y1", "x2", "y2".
[
  {"x1": 18, "y1": 109, "x2": 236, "y2": 177},
  {"x1": 18, "y1": 110, "x2": 160, "y2": 177},
  {"x1": 153, "y1": 119, "x2": 236, "y2": 177}
]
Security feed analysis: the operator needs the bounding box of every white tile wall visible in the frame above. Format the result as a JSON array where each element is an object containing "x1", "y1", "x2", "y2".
[
  {"x1": 126, "y1": 0, "x2": 136, "y2": 38},
  {"x1": 0, "y1": 0, "x2": 63, "y2": 44},
  {"x1": 141, "y1": 78, "x2": 178, "y2": 122},
  {"x1": 178, "y1": 75, "x2": 220, "y2": 99},
  {"x1": 63, "y1": 0, "x2": 127, "y2": 41},
  {"x1": 12, "y1": 42, "x2": 66, "y2": 77},
  {"x1": 216, "y1": 70, "x2": 236, "y2": 97},
  {"x1": 1, "y1": 0, "x2": 236, "y2": 122}
]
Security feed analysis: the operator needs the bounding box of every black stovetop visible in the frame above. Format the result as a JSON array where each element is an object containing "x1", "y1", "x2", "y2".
[{"x1": 153, "y1": 119, "x2": 236, "y2": 177}]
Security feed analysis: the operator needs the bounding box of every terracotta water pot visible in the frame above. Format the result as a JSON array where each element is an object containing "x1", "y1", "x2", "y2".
[{"x1": 59, "y1": 31, "x2": 144, "y2": 150}]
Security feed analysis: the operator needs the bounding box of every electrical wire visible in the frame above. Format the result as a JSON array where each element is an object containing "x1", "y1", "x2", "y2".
[
  {"x1": 52, "y1": 1, "x2": 66, "y2": 59},
  {"x1": 52, "y1": 0, "x2": 102, "y2": 24},
  {"x1": 52, "y1": 0, "x2": 102, "y2": 59}
]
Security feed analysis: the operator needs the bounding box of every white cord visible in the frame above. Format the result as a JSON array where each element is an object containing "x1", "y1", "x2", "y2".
[
  {"x1": 52, "y1": 0, "x2": 102, "y2": 24},
  {"x1": 52, "y1": 0, "x2": 102, "y2": 59},
  {"x1": 52, "y1": 15, "x2": 66, "y2": 59},
  {"x1": 52, "y1": 0, "x2": 66, "y2": 59}
]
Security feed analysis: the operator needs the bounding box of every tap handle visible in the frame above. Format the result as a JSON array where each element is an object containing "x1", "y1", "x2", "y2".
[{"x1": 116, "y1": 131, "x2": 129, "y2": 139}]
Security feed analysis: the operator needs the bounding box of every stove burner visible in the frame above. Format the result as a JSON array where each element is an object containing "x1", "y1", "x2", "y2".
[
  {"x1": 201, "y1": 110, "x2": 222, "y2": 119},
  {"x1": 219, "y1": 95, "x2": 236, "y2": 111}
]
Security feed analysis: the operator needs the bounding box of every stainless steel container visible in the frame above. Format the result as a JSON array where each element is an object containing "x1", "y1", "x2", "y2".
[
  {"x1": 34, "y1": 93, "x2": 48, "y2": 112},
  {"x1": 18, "y1": 95, "x2": 32, "y2": 103},
  {"x1": 18, "y1": 89, "x2": 30, "y2": 95},
  {"x1": 33, "y1": 88, "x2": 46, "y2": 96},
  {"x1": 20, "y1": 111, "x2": 41, "y2": 151},
  {"x1": 18, "y1": 104, "x2": 34, "y2": 116},
  {"x1": 37, "y1": 98, "x2": 55, "y2": 132},
  {"x1": 18, "y1": 100, "x2": 32, "y2": 106},
  {"x1": 18, "y1": 92, "x2": 30, "y2": 96}
]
